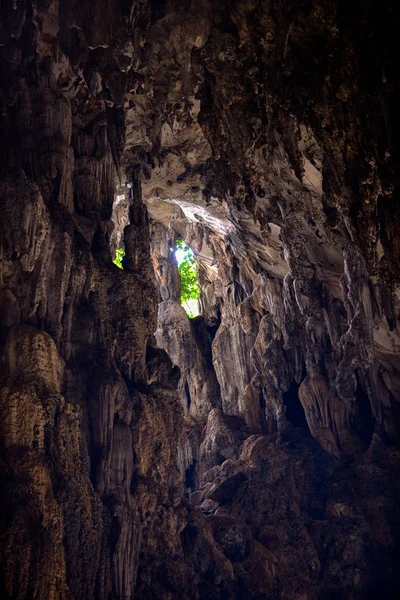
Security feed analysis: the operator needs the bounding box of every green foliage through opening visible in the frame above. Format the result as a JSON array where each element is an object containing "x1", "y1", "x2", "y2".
[
  {"x1": 175, "y1": 239, "x2": 200, "y2": 318},
  {"x1": 113, "y1": 248, "x2": 125, "y2": 269}
]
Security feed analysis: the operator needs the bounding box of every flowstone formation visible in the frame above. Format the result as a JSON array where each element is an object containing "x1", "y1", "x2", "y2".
[{"x1": 1, "y1": 1, "x2": 400, "y2": 599}]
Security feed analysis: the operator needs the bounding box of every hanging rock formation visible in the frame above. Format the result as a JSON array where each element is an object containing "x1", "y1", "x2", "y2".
[{"x1": 1, "y1": 1, "x2": 400, "y2": 599}]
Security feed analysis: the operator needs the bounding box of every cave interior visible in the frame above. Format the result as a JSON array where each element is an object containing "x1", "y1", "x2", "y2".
[{"x1": 1, "y1": 1, "x2": 400, "y2": 599}]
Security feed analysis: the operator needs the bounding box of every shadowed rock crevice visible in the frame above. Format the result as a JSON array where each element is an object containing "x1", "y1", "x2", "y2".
[{"x1": 282, "y1": 379, "x2": 310, "y2": 433}]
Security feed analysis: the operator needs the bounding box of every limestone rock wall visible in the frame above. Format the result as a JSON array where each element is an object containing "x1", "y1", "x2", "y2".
[
  {"x1": 151, "y1": 222, "x2": 221, "y2": 419},
  {"x1": 0, "y1": 2, "x2": 187, "y2": 598}
]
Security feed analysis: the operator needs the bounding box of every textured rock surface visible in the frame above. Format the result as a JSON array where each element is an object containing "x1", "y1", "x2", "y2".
[{"x1": 1, "y1": 1, "x2": 400, "y2": 599}]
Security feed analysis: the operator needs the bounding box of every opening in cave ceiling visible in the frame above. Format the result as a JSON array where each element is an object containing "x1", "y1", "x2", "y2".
[{"x1": 174, "y1": 239, "x2": 200, "y2": 318}]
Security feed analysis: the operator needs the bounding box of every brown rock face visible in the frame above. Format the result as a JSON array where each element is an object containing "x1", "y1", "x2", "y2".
[{"x1": 1, "y1": 1, "x2": 400, "y2": 599}]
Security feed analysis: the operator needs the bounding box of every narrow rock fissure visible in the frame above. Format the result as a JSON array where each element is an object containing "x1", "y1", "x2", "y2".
[
  {"x1": 282, "y1": 379, "x2": 310, "y2": 433},
  {"x1": 353, "y1": 376, "x2": 375, "y2": 448},
  {"x1": 184, "y1": 379, "x2": 191, "y2": 412},
  {"x1": 184, "y1": 462, "x2": 197, "y2": 496}
]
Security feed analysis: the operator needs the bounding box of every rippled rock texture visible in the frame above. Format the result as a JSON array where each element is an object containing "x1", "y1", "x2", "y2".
[{"x1": 1, "y1": 1, "x2": 400, "y2": 599}]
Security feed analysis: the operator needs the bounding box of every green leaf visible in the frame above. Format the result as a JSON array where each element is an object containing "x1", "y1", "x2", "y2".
[
  {"x1": 113, "y1": 248, "x2": 125, "y2": 269},
  {"x1": 175, "y1": 240, "x2": 199, "y2": 316}
]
